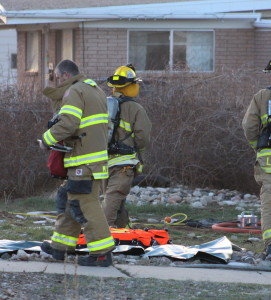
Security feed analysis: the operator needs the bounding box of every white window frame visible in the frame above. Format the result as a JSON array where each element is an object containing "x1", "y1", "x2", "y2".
[{"x1": 128, "y1": 29, "x2": 215, "y2": 72}]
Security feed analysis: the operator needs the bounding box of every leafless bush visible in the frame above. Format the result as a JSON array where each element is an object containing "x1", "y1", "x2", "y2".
[
  {"x1": 138, "y1": 67, "x2": 264, "y2": 194},
  {"x1": 0, "y1": 84, "x2": 57, "y2": 198},
  {"x1": 0, "y1": 67, "x2": 265, "y2": 199}
]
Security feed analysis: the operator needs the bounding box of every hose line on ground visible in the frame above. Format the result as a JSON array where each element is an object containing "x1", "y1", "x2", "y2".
[
  {"x1": 212, "y1": 222, "x2": 262, "y2": 234},
  {"x1": 132, "y1": 212, "x2": 188, "y2": 227},
  {"x1": 7, "y1": 211, "x2": 189, "y2": 228}
]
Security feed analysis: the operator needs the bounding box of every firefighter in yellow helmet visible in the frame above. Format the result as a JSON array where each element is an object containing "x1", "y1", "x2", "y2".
[
  {"x1": 242, "y1": 59, "x2": 271, "y2": 259},
  {"x1": 101, "y1": 64, "x2": 152, "y2": 228}
]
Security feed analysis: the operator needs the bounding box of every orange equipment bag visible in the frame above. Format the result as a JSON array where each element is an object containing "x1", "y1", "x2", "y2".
[{"x1": 77, "y1": 228, "x2": 170, "y2": 248}]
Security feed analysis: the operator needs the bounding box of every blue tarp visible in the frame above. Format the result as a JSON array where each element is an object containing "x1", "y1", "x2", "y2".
[{"x1": 0, "y1": 240, "x2": 42, "y2": 253}]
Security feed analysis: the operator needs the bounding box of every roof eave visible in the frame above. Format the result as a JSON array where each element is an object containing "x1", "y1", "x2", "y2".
[
  {"x1": 254, "y1": 20, "x2": 271, "y2": 28},
  {"x1": 1, "y1": 12, "x2": 262, "y2": 25}
]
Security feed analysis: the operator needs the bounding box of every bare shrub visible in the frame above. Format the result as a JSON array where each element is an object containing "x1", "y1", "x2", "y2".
[
  {"x1": 138, "y1": 67, "x2": 264, "y2": 194},
  {"x1": 0, "y1": 84, "x2": 57, "y2": 198},
  {"x1": 0, "y1": 67, "x2": 266, "y2": 199}
]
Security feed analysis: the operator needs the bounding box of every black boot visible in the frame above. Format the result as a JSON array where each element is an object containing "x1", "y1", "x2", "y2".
[
  {"x1": 41, "y1": 241, "x2": 73, "y2": 261},
  {"x1": 78, "y1": 252, "x2": 113, "y2": 267}
]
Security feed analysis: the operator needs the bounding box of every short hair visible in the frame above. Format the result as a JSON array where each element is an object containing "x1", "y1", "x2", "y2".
[{"x1": 55, "y1": 60, "x2": 79, "y2": 76}]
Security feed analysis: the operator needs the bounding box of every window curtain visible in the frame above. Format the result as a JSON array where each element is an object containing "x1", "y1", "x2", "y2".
[{"x1": 186, "y1": 32, "x2": 213, "y2": 72}]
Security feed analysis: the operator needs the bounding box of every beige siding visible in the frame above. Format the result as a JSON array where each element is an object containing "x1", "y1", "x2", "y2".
[{"x1": 0, "y1": 29, "x2": 17, "y2": 86}]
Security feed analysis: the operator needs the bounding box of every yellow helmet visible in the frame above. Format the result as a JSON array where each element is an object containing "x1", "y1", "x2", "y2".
[{"x1": 107, "y1": 64, "x2": 138, "y2": 88}]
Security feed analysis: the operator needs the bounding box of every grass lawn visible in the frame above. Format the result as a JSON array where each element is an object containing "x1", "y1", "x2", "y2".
[{"x1": 0, "y1": 196, "x2": 264, "y2": 253}]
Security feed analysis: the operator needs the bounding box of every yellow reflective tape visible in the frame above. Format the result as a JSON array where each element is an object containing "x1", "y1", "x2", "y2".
[
  {"x1": 257, "y1": 149, "x2": 271, "y2": 158},
  {"x1": 249, "y1": 140, "x2": 257, "y2": 149},
  {"x1": 80, "y1": 114, "x2": 108, "y2": 128},
  {"x1": 51, "y1": 232, "x2": 78, "y2": 246},
  {"x1": 43, "y1": 129, "x2": 58, "y2": 146},
  {"x1": 64, "y1": 150, "x2": 108, "y2": 167},
  {"x1": 260, "y1": 167, "x2": 271, "y2": 173},
  {"x1": 108, "y1": 153, "x2": 137, "y2": 166},
  {"x1": 92, "y1": 172, "x2": 109, "y2": 179},
  {"x1": 83, "y1": 79, "x2": 97, "y2": 86},
  {"x1": 59, "y1": 105, "x2": 82, "y2": 119},
  {"x1": 87, "y1": 236, "x2": 115, "y2": 252},
  {"x1": 93, "y1": 164, "x2": 108, "y2": 179},
  {"x1": 137, "y1": 164, "x2": 143, "y2": 173},
  {"x1": 261, "y1": 114, "x2": 268, "y2": 125},
  {"x1": 119, "y1": 120, "x2": 132, "y2": 132},
  {"x1": 263, "y1": 229, "x2": 271, "y2": 240}
]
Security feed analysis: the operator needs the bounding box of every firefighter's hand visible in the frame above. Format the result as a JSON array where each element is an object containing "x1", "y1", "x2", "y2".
[{"x1": 37, "y1": 139, "x2": 48, "y2": 150}]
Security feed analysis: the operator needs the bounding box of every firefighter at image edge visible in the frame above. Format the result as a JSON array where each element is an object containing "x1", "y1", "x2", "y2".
[
  {"x1": 37, "y1": 59, "x2": 115, "y2": 267},
  {"x1": 242, "y1": 59, "x2": 271, "y2": 259}
]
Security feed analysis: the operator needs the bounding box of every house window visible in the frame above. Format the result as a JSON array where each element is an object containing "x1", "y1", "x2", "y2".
[
  {"x1": 129, "y1": 30, "x2": 214, "y2": 72},
  {"x1": 129, "y1": 31, "x2": 169, "y2": 71},
  {"x1": 11, "y1": 53, "x2": 17, "y2": 69},
  {"x1": 56, "y1": 29, "x2": 74, "y2": 62},
  {"x1": 26, "y1": 31, "x2": 39, "y2": 72}
]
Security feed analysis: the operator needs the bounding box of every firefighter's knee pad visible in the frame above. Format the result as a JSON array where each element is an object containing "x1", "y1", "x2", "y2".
[
  {"x1": 56, "y1": 185, "x2": 68, "y2": 214},
  {"x1": 66, "y1": 179, "x2": 93, "y2": 194},
  {"x1": 68, "y1": 200, "x2": 87, "y2": 225}
]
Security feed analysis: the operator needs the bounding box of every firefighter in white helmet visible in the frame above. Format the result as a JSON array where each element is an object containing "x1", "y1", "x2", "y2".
[
  {"x1": 242, "y1": 60, "x2": 271, "y2": 259},
  {"x1": 101, "y1": 64, "x2": 152, "y2": 228}
]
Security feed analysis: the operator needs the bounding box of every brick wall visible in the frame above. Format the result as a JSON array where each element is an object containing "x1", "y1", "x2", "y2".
[
  {"x1": 79, "y1": 28, "x2": 259, "y2": 78},
  {"x1": 76, "y1": 28, "x2": 128, "y2": 79},
  {"x1": 17, "y1": 26, "x2": 271, "y2": 90},
  {"x1": 255, "y1": 30, "x2": 271, "y2": 69},
  {"x1": 254, "y1": 30, "x2": 271, "y2": 88},
  {"x1": 215, "y1": 29, "x2": 255, "y2": 71}
]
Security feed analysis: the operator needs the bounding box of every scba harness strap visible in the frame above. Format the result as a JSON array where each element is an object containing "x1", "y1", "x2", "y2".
[{"x1": 107, "y1": 96, "x2": 136, "y2": 155}]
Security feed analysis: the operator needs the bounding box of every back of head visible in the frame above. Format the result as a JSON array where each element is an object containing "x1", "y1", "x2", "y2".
[
  {"x1": 55, "y1": 59, "x2": 79, "y2": 76},
  {"x1": 114, "y1": 84, "x2": 140, "y2": 98}
]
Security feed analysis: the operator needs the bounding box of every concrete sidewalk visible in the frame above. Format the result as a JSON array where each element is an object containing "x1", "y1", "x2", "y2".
[
  {"x1": 0, "y1": 260, "x2": 127, "y2": 278},
  {"x1": 117, "y1": 264, "x2": 271, "y2": 284},
  {"x1": 1, "y1": 260, "x2": 271, "y2": 285}
]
